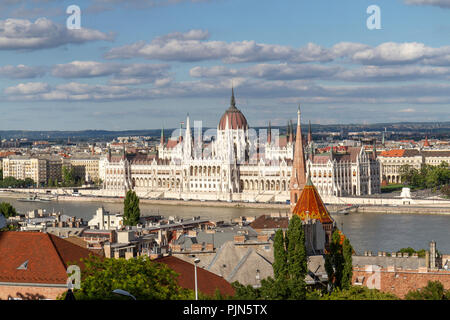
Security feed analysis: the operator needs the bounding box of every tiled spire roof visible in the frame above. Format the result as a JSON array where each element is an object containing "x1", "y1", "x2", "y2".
[{"x1": 292, "y1": 176, "x2": 333, "y2": 224}]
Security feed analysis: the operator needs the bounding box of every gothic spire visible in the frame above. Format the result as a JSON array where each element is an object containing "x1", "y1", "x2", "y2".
[
  {"x1": 230, "y1": 86, "x2": 236, "y2": 108},
  {"x1": 290, "y1": 104, "x2": 307, "y2": 211},
  {"x1": 160, "y1": 125, "x2": 165, "y2": 145},
  {"x1": 308, "y1": 120, "x2": 312, "y2": 145}
]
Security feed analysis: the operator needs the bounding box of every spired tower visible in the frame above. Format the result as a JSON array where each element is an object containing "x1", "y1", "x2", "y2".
[{"x1": 289, "y1": 106, "x2": 307, "y2": 211}]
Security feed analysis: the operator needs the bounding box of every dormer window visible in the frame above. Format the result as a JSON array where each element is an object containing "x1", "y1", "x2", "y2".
[{"x1": 17, "y1": 260, "x2": 29, "y2": 270}]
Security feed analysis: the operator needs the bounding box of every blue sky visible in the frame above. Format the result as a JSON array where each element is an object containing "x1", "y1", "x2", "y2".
[{"x1": 0, "y1": 0, "x2": 450, "y2": 130}]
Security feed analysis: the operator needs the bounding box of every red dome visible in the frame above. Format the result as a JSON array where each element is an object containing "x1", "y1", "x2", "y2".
[{"x1": 218, "y1": 88, "x2": 248, "y2": 130}]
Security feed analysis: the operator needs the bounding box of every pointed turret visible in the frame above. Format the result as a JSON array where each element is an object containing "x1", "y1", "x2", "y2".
[
  {"x1": 290, "y1": 105, "x2": 307, "y2": 211},
  {"x1": 230, "y1": 86, "x2": 236, "y2": 108},
  {"x1": 267, "y1": 121, "x2": 272, "y2": 144},
  {"x1": 160, "y1": 126, "x2": 165, "y2": 146},
  {"x1": 184, "y1": 114, "x2": 192, "y2": 159},
  {"x1": 292, "y1": 176, "x2": 333, "y2": 224},
  {"x1": 372, "y1": 141, "x2": 377, "y2": 160},
  {"x1": 292, "y1": 176, "x2": 334, "y2": 247},
  {"x1": 289, "y1": 120, "x2": 294, "y2": 144},
  {"x1": 286, "y1": 121, "x2": 290, "y2": 143},
  {"x1": 308, "y1": 120, "x2": 312, "y2": 145}
]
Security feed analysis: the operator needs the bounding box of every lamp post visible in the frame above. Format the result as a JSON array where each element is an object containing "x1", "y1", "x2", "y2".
[{"x1": 194, "y1": 258, "x2": 200, "y2": 300}]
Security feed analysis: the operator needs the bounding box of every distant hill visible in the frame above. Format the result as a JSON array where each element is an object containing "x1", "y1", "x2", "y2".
[{"x1": 0, "y1": 121, "x2": 448, "y2": 141}]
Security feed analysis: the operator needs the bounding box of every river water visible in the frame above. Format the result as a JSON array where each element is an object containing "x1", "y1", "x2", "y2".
[{"x1": 2, "y1": 196, "x2": 450, "y2": 255}]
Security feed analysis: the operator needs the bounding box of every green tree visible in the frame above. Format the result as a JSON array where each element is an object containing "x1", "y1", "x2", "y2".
[
  {"x1": 442, "y1": 185, "x2": 450, "y2": 198},
  {"x1": 0, "y1": 168, "x2": 3, "y2": 180},
  {"x1": 123, "y1": 190, "x2": 140, "y2": 226},
  {"x1": 325, "y1": 230, "x2": 345, "y2": 290},
  {"x1": 231, "y1": 282, "x2": 261, "y2": 300},
  {"x1": 341, "y1": 238, "x2": 353, "y2": 290},
  {"x1": 286, "y1": 215, "x2": 307, "y2": 299},
  {"x1": 232, "y1": 215, "x2": 308, "y2": 300},
  {"x1": 59, "y1": 255, "x2": 193, "y2": 300},
  {"x1": 405, "y1": 281, "x2": 449, "y2": 300},
  {"x1": 62, "y1": 165, "x2": 76, "y2": 187},
  {"x1": 321, "y1": 286, "x2": 398, "y2": 300},
  {"x1": 0, "y1": 202, "x2": 17, "y2": 218},
  {"x1": 272, "y1": 229, "x2": 287, "y2": 281}
]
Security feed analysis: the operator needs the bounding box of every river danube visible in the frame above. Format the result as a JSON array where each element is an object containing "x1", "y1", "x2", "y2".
[{"x1": 2, "y1": 197, "x2": 450, "y2": 255}]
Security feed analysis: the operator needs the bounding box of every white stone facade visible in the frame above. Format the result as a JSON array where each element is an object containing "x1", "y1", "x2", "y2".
[{"x1": 100, "y1": 99, "x2": 380, "y2": 201}]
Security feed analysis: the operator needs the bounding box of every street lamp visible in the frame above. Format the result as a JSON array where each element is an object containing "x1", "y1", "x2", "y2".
[
  {"x1": 112, "y1": 289, "x2": 136, "y2": 300},
  {"x1": 194, "y1": 258, "x2": 200, "y2": 300}
]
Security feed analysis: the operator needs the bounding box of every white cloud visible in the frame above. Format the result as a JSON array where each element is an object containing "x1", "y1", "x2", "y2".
[
  {"x1": 0, "y1": 18, "x2": 114, "y2": 50},
  {"x1": 4, "y1": 82, "x2": 50, "y2": 95},
  {"x1": 0, "y1": 64, "x2": 45, "y2": 78},
  {"x1": 6, "y1": 78, "x2": 450, "y2": 105},
  {"x1": 404, "y1": 0, "x2": 450, "y2": 8},
  {"x1": 51, "y1": 61, "x2": 171, "y2": 85},
  {"x1": 104, "y1": 30, "x2": 332, "y2": 63}
]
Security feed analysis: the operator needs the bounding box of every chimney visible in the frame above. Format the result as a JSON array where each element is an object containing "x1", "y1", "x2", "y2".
[
  {"x1": 430, "y1": 240, "x2": 437, "y2": 269},
  {"x1": 103, "y1": 242, "x2": 112, "y2": 258}
]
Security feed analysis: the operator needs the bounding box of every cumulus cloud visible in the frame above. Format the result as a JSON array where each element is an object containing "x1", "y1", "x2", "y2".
[
  {"x1": 4, "y1": 82, "x2": 50, "y2": 95},
  {"x1": 0, "y1": 18, "x2": 114, "y2": 50},
  {"x1": 104, "y1": 30, "x2": 450, "y2": 68},
  {"x1": 104, "y1": 30, "x2": 332, "y2": 63},
  {"x1": 6, "y1": 78, "x2": 450, "y2": 105},
  {"x1": 404, "y1": 0, "x2": 450, "y2": 8},
  {"x1": 190, "y1": 63, "x2": 450, "y2": 82},
  {"x1": 51, "y1": 61, "x2": 171, "y2": 85},
  {"x1": 0, "y1": 64, "x2": 45, "y2": 78}
]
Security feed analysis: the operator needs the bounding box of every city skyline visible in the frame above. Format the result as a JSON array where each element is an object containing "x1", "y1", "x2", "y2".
[{"x1": 0, "y1": 0, "x2": 450, "y2": 130}]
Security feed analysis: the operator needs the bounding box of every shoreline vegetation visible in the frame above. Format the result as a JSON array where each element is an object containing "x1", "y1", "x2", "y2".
[{"x1": 0, "y1": 190, "x2": 449, "y2": 215}]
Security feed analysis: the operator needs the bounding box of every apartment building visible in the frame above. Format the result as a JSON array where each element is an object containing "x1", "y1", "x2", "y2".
[
  {"x1": 69, "y1": 154, "x2": 100, "y2": 183},
  {"x1": 2, "y1": 156, "x2": 47, "y2": 185}
]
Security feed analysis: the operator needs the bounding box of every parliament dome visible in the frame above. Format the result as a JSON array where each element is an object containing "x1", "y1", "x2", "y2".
[{"x1": 218, "y1": 88, "x2": 248, "y2": 130}]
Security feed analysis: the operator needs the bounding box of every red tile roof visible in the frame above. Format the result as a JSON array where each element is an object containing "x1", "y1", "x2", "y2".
[
  {"x1": 166, "y1": 139, "x2": 181, "y2": 149},
  {"x1": 0, "y1": 232, "x2": 97, "y2": 285},
  {"x1": 156, "y1": 256, "x2": 235, "y2": 297},
  {"x1": 379, "y1": 149, "x2": 421, "y2": 157},
  {"x1": 379, "y1": 149, "x2": 406, "y2": 157},
  {"x1": 292, "y1": 178, "x2": 333, "y2": 224}
]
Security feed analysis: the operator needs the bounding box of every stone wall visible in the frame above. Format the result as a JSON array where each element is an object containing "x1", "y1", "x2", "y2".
[
  {"x1": 0, "y1": 285, "x2": 66, "y2": 300},
  {"x1": 352, "y1": 266, "x2": 450, "y2": 298}
]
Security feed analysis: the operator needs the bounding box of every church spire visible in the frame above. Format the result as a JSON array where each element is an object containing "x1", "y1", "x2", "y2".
[
  {"x1": 160, "y1": 125, "x2": 165, "y2": 146},
  {"x1": 290, "y1": 105, "x2": 307, "y2": 211},
  {"x1": 308, "y1": 120, "x2": 312, "y2": 145},
  {"x1": 230, "y1": 86, "x2": 236, "y2": 108}
]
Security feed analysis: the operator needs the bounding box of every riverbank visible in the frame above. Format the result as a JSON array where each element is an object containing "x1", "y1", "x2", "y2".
[
  {"x1": 355, "y1": 205, "x2": 450, "y2": 215},
  {"x1": 1, "y1": 190, "x2": 449, "y2": 215}
]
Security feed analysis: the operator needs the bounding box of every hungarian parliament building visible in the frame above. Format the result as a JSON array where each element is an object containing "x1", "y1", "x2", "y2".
[{"x1": 99, "y1": 89, "x2": 380, "y2": 202}]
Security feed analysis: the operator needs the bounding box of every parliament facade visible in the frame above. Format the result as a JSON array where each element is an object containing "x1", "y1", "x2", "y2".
[{"x1": 99, "y1": 89, "x2": 380, "y2": 202}]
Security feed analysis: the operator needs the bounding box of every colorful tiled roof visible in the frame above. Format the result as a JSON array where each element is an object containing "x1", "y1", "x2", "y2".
[
  {"x1": 379, "y1": 149, "x2": 421, "y2": 157},
  {"x1": 0, "y1": 231, "x2": 97, "y2": 285},
  {"x1": 156, "y1": 255, "x2": 235, "y2": 297},
  {"x1": 291, "y1": 177, "x2": 333, "y2": 224}
]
